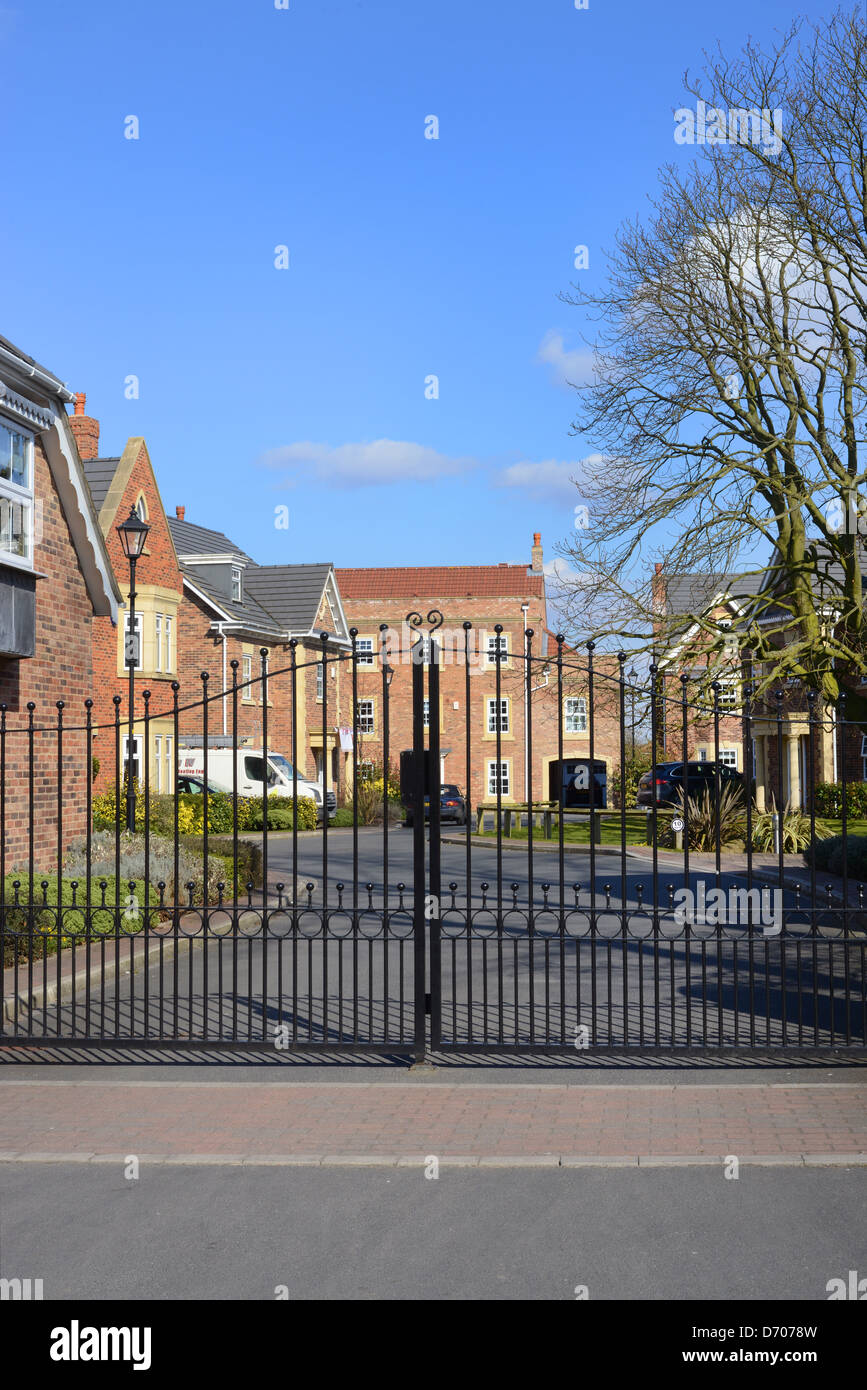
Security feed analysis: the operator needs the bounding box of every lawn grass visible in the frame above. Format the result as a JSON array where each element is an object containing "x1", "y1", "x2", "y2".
[{"x1": 475, "y1": 813, "x2": 648, "y2": 846}]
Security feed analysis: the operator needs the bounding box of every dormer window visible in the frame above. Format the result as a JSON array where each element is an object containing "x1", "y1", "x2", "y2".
[{"x1": 232, "y1": 566, "x2": 242, "y2": 602}]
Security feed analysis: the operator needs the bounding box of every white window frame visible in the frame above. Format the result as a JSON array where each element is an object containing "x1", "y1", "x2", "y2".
[
  {"x1": 357, "y1": 699, "x2": 375, "y2": 734},
  {"x1": 0, "y1": 417, "x2": 35, "y2": 569},
  {"x1": 232, "y1": 566, "x2": 242, "y2": 602},
  {"x1": 165, "y1": 735, "x2": 173, "y2": 794},
  {"x1": 719, "y1": 747, "x2": 738, "y2": 768},
  {"x1": 242, "y1": 653, "x2": 253, "y2": 702},
  {"x1": 122, "y1": 735, "x2": 143, "y2": 786},
  {"x1": 423, "y1": 698, "x2": 430, "y2": 728},
  {"x1": 487, "y1": 759, "x2": 510, "y2": 797},
  {"x1": 486, "y1": 633, "x2": 509, "y2": 666},
  {"x1": 316, "y1": 659, "x2": 324, "y2": 701},
  {"x1": 716, "y1": 678, "x2": 739, "y2": 710},
  {"x1": 164, "y1": 614, "x2": 173, "y2": 673},
  {"x1": 154, "y1": 734, "x2": 163, "y2": 791},
  {"x1": 564, "y1": 696, "x2": 587, "y2": 734},
  {"x1": 487, "y1": 697, "x2": 509, "y2": 733},
  {"x1": 155, "y1": 613, "x2": 163, "y2": 672},
  {"x1": 356, "y1": 637, "x2": 375, "y2": 667}
]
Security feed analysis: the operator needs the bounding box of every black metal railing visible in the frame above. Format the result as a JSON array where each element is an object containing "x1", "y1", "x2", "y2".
[{"x1": 0, "y1": 617, "x2": 864, "y2": 1056}]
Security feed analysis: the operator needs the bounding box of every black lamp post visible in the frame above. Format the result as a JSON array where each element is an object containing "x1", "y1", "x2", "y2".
[
  {"x1": 117, "y1": 506, "x2": 150, "y2": 831},
  {"x1": 628, "y1": 666, "x2": 637, "y2": 764}
]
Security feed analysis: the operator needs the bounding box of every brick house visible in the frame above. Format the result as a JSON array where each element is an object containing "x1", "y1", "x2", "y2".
[
  {"x1": 0, "y1": 341, "x2": 120, "y2": 867},
  {"x1": 335, "y1": 536, "x2": 622, "y2": 807},
  {"x1": 72, "y1": 392, "x2": 353, "y2": 802},
  {"x1": 652, "y1": 562, "x2": 863, "y2": 809},
  {"x1": 73, "y1": 397, "x2": 185, "y2": 796},
  {"x1": 167, "y1": 511, "x2": 352, "y2": 797}
]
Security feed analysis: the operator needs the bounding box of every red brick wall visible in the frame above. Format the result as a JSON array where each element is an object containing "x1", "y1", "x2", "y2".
[
  {"x1": 90, "y1": 442, "x2": 183, "y2": 790},
  {"x1": 336, "y1": 594, "x2": 622, "y2": 806},
  {"x1": 0, "y1": 436, "x2": 95, "y2": 870}
]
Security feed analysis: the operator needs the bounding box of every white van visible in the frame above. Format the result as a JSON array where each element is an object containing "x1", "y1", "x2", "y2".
[{"x1": 177, "y1": 745, "x2": 336, "y2": 822}]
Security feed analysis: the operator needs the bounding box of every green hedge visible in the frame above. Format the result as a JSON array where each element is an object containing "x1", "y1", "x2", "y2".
[
  {"x1": 809, "y1": 834, "x2": 867, "y2": 878},
  {"x1": 178, "y1": 836, "x2": 263, "y2": 890},
  {"x1": 812, "y1": 783, "x2": 867, "y2": 819},
  {"x1": 244, "y1": 798, "x2": 317, "y2": 831},
  {"x1": 1, "y1": 875, "x2": 161, "y2": 964}
]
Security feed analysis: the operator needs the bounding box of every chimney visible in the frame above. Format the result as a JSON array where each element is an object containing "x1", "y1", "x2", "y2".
[
  {"x1": 651, "y1": 562, "x2": 666, "y2": 631},
  {"x1": 531, "y1": 532, "x2": 543, "y2": 574},
  {"x1": 176, "y1": 506, "x2": 186, "y2": 520},
  {"x1": 68, "y1": 392, "x2": 100, "y2": 460}
]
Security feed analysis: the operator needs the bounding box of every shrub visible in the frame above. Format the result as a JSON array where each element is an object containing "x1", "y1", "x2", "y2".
[
  {"x1": 64, "y1": 830, "x2": 228, "y2": 904},
  {"x1": 331, "y1": 807, "x2": 356, "y2": 827},
  {"x1": 751, "y1": 797, "x2": 832, "y2": 853},
  {"x1": 813, "y1": 782, "x2": 867, "y2": 819},
  {"x1": 92, "y1": 779, "x2": 145, "y2": 832},
  {"x1": 178, "y1": 835, "x2": 263, "y2": 889},
  {"x1": 658, "y1": 782, "x2": 746, "y2": 851},
  {"x1": 245, "y1": 797, "x2": 317, "y2": 831},
  {"x1": 1, "y1": 874, "x2": 161, "y2": 963},
  {"x1": 611, "y1": 748, "x2": 653, "y2": 810},
  {"x1": 808, "y1": 834, "x2": 867, "y2": 878},
  {"x1": 353, "y1": 761, "x2": 401, "y2": 825}
]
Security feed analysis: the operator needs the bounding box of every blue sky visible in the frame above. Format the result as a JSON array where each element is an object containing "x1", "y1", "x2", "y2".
[{"x1": 3, "y1": 0, "x2": 841, "y2": 577}]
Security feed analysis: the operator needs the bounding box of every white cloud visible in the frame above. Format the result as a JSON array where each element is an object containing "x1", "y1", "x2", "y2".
[
  {"x1": 536, "y1": 330, "x2": 595, "y2": 388},
  {"x1": 496, "y1": 456, "x2": 602, "y2": 504},
  {"x1": 259, "y1": 439, "x2": 477, "y2": 489}
]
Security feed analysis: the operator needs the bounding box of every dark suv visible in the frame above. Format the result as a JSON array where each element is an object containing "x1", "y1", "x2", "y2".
[
  {"x1": 636, "y1": 761, "x2": 743, "y2": 807},
  {"x1": 404, "y1": 784, "x2": 468, "y2": 827}
]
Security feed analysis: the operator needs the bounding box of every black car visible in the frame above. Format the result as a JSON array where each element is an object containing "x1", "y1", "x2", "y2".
[
  {"x1": 636, "y1": 761, "x2": 743, "y2": 807},
  {"x1": 176, "y1": 775, "x2": 225, "y2": 796},
  {"x1": 405, "y1": 784, "x2": 468, "y2": 827}
]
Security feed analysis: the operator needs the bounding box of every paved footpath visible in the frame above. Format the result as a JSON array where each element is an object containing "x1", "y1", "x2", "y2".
[{"x1": 0, "y1": 1075, "x2": 865, "y2": 1166}]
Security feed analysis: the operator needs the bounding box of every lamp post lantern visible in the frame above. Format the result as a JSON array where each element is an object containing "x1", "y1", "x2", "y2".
[{"x1": 117, "y1": 506, "x2": 150, "y2": 832}]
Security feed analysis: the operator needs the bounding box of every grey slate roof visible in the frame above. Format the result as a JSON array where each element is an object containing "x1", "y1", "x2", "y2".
[
  {"x1": 167, "y1": 516, "x2": 253, "y2": 562},
  {"x1": 662, "y1": 571, "x2": 765, "y2": 619},
  {"x1": 244, "y1": 564, "x2": 333, "y2": 632},
  {"x1": 82, "y1": 457, "x2": 122, "y2": 515},
  {"x1": 183, "y1": 569, "x2": 286, "y2": 638},
  {"x1": 168, "y1": 515, "x2": 335, "y2": 639}
]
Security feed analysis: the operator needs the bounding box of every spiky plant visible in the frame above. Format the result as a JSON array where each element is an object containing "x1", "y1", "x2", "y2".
[{"x1": 750, "y1": 796, "x2": 832, "y2": 854}]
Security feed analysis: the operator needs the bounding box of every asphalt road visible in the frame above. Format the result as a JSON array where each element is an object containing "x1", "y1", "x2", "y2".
[
  {"x1": 1, "y1": 1159, "x2": 864, "y2": 1300},
  {"x1": 8, "y1": 830, "x2": 863, "y2": 1053}
]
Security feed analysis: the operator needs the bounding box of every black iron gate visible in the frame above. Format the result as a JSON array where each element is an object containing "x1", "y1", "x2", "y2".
[{"x1": 0, "y1": 612, "x2": 865, "y2": 1056}]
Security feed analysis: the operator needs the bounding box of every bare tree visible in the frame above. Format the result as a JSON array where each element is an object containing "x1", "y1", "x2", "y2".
[{"x1": 558, "y1": 9, "x2": 867, "y2": 714}]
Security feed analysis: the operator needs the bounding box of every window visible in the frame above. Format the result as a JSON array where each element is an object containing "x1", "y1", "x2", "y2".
[
  {"x1": 134, "y1": 494, "x2": 148, "y2": 522},
  {"x1": 716, "y1": 679, "x2": 739, "y2": 710},
  {"x1": 0, "y1": 419, "x2": 34, "y2": 565},
  {"x1": 423, "y1": 699, "x2": 430, "y2": 728},
  {"x1": 154, "y1": 735, "x2": 162, "y2": 791},
  {"x1": 155, "y1": 614, "x2": 163, "y2": 672},
  {"x1": 123, "y1": 612, "x2": 143, "y2": 670},
  {"x1": 165, "y1": 615, "x2": 173, "y2": 673},
  {"x1": 358, "y1": 760, "x2": 375, "y2": 783},
  {"x1": 357, "y1": 700, "x2": 374, "y2": 734},
  {"x1": 232, "y1": 567, "x2": 242, "y2": 602},
  {"x1": 122, "y1": 735, "x2": 142, "y2": 786},
  {"x1": 487, "y1": 697, "x2": 509, "y2": 733},
  {"x1": 316, "y1": 660, "x2": 324, "y2": 701},
  {"x1": 242, "y1": 653, "x2": 253, "y2": 702},
  {"x1": 487, "y1": 760, "x2": 510, "y2": 797},
  {"x1": 564, "y1": 696, "x2": 587, "y2": 734},
  {"x1": 487, "y1": 634, "x2": 509, "y2": 665},
  {"x1": 356, "y1": 637, "x2": 375, "y2": 667},
  {"x1": 165, "y1": 735, "x2": 173, "y2": 795},
  {"x1": 719, "y1": 748, "x2": 738, "y2": 768}
]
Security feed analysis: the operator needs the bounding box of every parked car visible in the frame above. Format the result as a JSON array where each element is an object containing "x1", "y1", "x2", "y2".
[
  {"x1": 404, "y1": 784, "x2": 468, "y2": 827},
  {"x1": 175, "y1": 775, "x2": 224, "y2": 796},
  {"x1": 636, "y1": 761, "x2": 743, "y2": 807}
]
